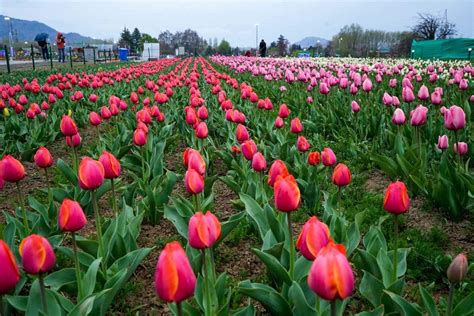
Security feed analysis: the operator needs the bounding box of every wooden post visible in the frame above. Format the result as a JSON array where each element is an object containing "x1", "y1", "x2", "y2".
[
  {"x1": 49, "y1": 44, "x2": 53, "y2": 69},
  {"x1": 69, "y1": 47, "x2": 73, "y2": 67},
  {"x1": 4, "y1": 45, "x2": 11, "y2": 73},
  {"x1": 83, "y1": 47, "x2": 86, "y2": 65},
  {"x1": 31, "y1": 44, "x2": 35, "y2": 70}
]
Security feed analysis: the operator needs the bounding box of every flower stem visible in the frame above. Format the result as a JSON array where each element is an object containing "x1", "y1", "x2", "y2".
[
  {"x1": 16, "y1": 182, "x2": 30, "y2": 232},
  {"x1": 45, "y1": 168, "x2": 52, "y2": 204},
  {"x1": 392, "y1": 214, "x2": 399, "y2": 282},
  {"x1": 0, "y1": 295, "x2": 4, "y2": 316},
  {"x1": 39, "y1": 274, "x2": 48, "y2": 314},
  {"x1": 287, "y1": 212, "x2": 295, "y2": 279},
  {"x1": 111, "y1": 179, "x2": 118, "y2": 215},
  {"x1": 202, "y1": 249, "x2": 212, "y2": 316},
  {"x1": 331, "y1": 300, "x2": 337, "y2": 316},
  {"x1": 141, "y1": 146, "x2": 146, "y2": 180},
  {"x1": 72, "y1": 232, "x2": 84, "y2": 300},
  {"x1": 453, "y1": 130, "x2": 461, "y2": 169},
  {"x1": 92, "y1": 190, "x2": 105, "y2": 262},
  {"x1": 72, "y1": 146, "x2": 78, "y2": 174},
  {"x1": 447, "y1": 282, "x2": 455, "y2": 316},
  {"x1": 176, "y1": 301, "x2": 183, "y2": 316}
]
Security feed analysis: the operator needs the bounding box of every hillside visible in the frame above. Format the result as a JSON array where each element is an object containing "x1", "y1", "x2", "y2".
[
  {"x1": 0, "y1": 15, "x2": 95, "y2": 44},
  {"x1": 293, "y1": 36, "x2": 329, "y2": 48}
]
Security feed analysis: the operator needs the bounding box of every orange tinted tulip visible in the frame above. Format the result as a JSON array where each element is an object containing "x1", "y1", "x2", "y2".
[
  {"x1": 274, "y1": 175, "x2": 300, "y2": 212},
  {"x1": 188, "y1": 211, "x2": 221, "y2": 249},
  {"x1": 78, "y1": 157, "x2": 105, "y2": 190},
  {"x1": 19, "y1": 234, "x2": 56, "y2": 275},
  {"x1": 58, "y1": 199, "x2": 87, "y2": 232},
  {"x1": 383, "y1": 181, "x2": 410, "y2": 214},
  {"x1": 332, "y1": 163, "x2": 352, "y2": 187},
  {"x1": 0, "y1": 240, "x2": 20, "y2": 294}
]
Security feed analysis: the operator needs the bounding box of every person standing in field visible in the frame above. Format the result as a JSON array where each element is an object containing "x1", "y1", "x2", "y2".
[
  {"x1": 259, "y1": 39, "x2": 267, "y2": 57},
  {"x1": 37, "y1": 40, "x2": 49, "y2": 60},
  {"x1": 56, "y1": 32, "x2": 66, "y2": 63}
]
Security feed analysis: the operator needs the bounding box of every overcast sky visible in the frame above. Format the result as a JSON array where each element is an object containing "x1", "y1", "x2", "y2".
[{"x1": 1, "y1": 0, "x2": 473, "y2": 46}]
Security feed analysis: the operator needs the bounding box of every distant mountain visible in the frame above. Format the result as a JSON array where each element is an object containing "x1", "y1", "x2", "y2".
[
  {"x1": 294, "y1": 36, "x2": 329, "y2": 48},
  {"x1": 0, "y1": 15, "x2": 96, "y2": 44}
]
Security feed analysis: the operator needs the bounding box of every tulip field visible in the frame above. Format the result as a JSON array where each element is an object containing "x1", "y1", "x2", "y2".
[{"x1": 0, "y1": 56, "x2": 473, "y2": 315}]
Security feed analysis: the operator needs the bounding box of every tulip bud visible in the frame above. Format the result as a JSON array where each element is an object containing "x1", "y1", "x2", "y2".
[
  {"x1": 60, "y1": 115, "x2": 78, "y2": 136},
  {"x1": 0, "y1": 240, "x2": 20, "y2": 294},
  {"x1": 236, "y1": 124, "x2": 249, "y2": 143},
  {"x1": 251, "y1": 152, "x2": 267, "y2": 172},
  {"x1": 332, "y1": 163, "x2": 352, "y2": 187},
  {"x1": 296, "y1": 216, "x2": 331, "y2": 260},
  {"x1": 34, "y1": 147, "x2": 53, "y2": 168},
  {"x1": 437, "y1": 135, "x2": 449, "y2": 150},
  {"x1": 89, "y1": 112, "x2": 102, "y2": 126},
  {"x1": 184, "y1": 149, "x2": 206, "y2": 175},
  {"x1": 392, "y1": 108, "x2": 406, "y2": 125},
  {"x1": 308, "y1": 242, "x2": 354, "y2": 300},
  {"x1": 195, "y1": 122, "x2": 208, "y2": 139},
  {"x1": 188, "y1": 211, "x2": 221, "y2": 249},
  {"x1": 240, "y1": 140, "x2": 258, "y2": 161},
  {"x1": 351, "y1": 101, "x2": 360, "y2": 113},
  {"x1": 133, "y1": 128, "x2": 147, "y2": 146},
  {"x1": 19, "y1": 234, "x2": 56, "y2": 275},
  {"x1": 268, "y1": 160, "x2": 289, "y2": 187},
  {"x1": 185, "y1": 168, "x2": 204, "y2": 194},
  {"x1": 155, "y1": 241, "x2": 196, "y2": 302},
  {"x1": 297, "y1": 136, "x2": 310, "y2": 152},
  {"x1": 278, "y1": 104, "x2": 290, "y2": 118},
  {"x1": 447, "y1": 253, "x2": 468, "y2": 283},
  {"x1": 321, "y1": 148, "x2": 337, "y2": 167},
  {"x1": 443, "y1": 105, "x2": 466, "y2": 131},
  {"x1": 274, "y1": 117, "x2": 284, "y2": 128},
  {"x1": 274, "y1": 174, "x2": 300, "y2": 212},
  {"x1": 58, "y1": 199, "x2": 87, "y2": 232},
  {"x1": 99, "y1": 151, "x2": 121, "y2": 179},
  {"x1": 384, "y1": 181, "x2": 410, "y2": 214},
  {"x1": 66, "y1": 133, "x2": 82, "y2": 148},
  {"x1": 308, "y1": 152, "x2": 321, "y2": 165},
  {"x1": 453, "y1": 142, "x2": 468, "y2": 156},
  {"x1": 78, "y1": 157, "x2": 105, "y2": 190},
  {"x1": 417, "y1": 85, "x2": 429, "y2": 100},
  {"x1": 0, "y1": 155, "x2": 25, "y2": 182},
  {"x1": 290, "y1": 118, "x2": 303, "y2": 134}
]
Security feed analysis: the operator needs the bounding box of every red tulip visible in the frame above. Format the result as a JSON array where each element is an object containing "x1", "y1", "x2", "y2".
[
  {"x1": 332, "y1": 163, "x2": 352, "y2": 187},
  {"x1": 130, "y1": 92, "x2": 139, "y2": 104},
  {"x1": 0, "y1": 155, "x2": 25, "y2": 182},
  {"x1": 184, "y1": 149, "x2": 206, "y2": 175},
  {"x1": 297, "y1": 136, "x2": 310, "y2": 152},
  {"x1": 195, "y1": 122, "x2": 208, "y2": 139},
  {"x1": 100, "y1": 106, "x2": 112, "y2": 120},
  {"x1": 185, "y1": 168, "x2": 204, "y2": 194},
  {"x1": 19, "y1": 234, "x2": 56, "y2": 275},
  {"x1": 308, "y1": 152, "x2": 321, "y2": 165},
  {"x1": 274, "y1": 175, "x2": 300, "y2": 212},
  {"x1": 89, "y1": 112, "x2": 102, "y2": 126},
  {"x1": 185, "y1": 108, "x2": 197, "y2": 125},
  {"x1": 274, "y1": 117, "x2": 284, "y2": 128},
  {"x1": 268, "y1": 160, "x2": 289, "y2": 187},
  {"x1": 383, "y1": 181, "x2": 410, "y2": 214},
  {"x1": 133, "y1": 128, "x2": 147, "y2": 146},
  {"x1": 60, "y1": 115, "x2": 78, "y2": 136},
  {"x1": 321, "y1": 148, "x2": 337, "y2": 167},
  {"x1": 290, "y1": 118, "x2": 303, "y2": 134},
  {"x1": 188, "y1": 211, "x2": 221, "y2": 249},
  {"x1": 296, "y1": 216, "x2": 331, "y2": 260},
  {"x1": 0, "y1": 240, "x2": 20, "y2": 294},
  {"x1": 99, "y1": 151, "x2": 121, "y2": 179},
  {"x1": 155, "y1": 241, "x2": 196, "y2": 302},
  {"x1": 278, "y1": 104, "x2": 290, "y2": 118},
  {"x1": 58, "y1": 199, "x2": 87, "y2": 232},
  {"x1": 236, "y1": 124, "x2": 249, "y2": 143},
  {"x1": 307, "y1": 242, "x2": 354, "y2": 301},
  {"x1": 251, "y1": 152, "x2": 267, "y2": 172},
  {"x1": 197, "y1": 106, "x2": 208, "y2": 120},
  {"x1": 78, "y1": 157, "x2": 105, "y2": 190},
  {"x1": 34, "y1": 147, "x2": 53, "y2": 168},
  {"x1": 66, "y1": 133, "x2": 82, "y2": 148},
  {"x1": 241, "y1": 140, "x2": 258, "y2": 161}
]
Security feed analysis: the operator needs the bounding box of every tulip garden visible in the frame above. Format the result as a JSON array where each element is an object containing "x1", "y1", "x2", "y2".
[{"x1": 0, "y1": 56, "x2": 472, "y2": 315}]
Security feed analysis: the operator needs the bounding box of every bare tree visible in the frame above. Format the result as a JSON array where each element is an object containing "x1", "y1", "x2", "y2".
[{"x1": 412, "y1": 13, "x2": 456, "y2": 40}]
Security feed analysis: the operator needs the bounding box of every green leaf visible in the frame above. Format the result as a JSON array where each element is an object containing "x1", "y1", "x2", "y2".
[
  {"x1": 164, "y1": 205, "x2": 189, "y2": 239},
  {"x1": 359, "y1": 271, "x2": 385, "y2": 308},
  {"x1": 44, "y1": 268, "x2": 76, "y2": 291},
  {"x1": 383, "y1": 290, "x2": 422, "y2": 316},
  {"x1": 252, "y1": 248, "x2": 291, "y2": 285},
  {"x1": 233, "y1": 305, "x2": 255, "y2": 316},
  {"x1": 237, "y1": 280, "x2": 292, "y2": 315},
  {"x1": 83, "y1": 258, "x2": 102, "y2": 298},
  {"x1": 56, "y1": 159, "x2": 78, "y2": 186},
  {"x1": 68, "y1": 296, "x2": 95, "y2": 316},
  {"x1": 356, "y1": 305, "x2": 385, "y2": 316},
  {"x1": 452, "y1": 291, "x2": 474, "y2": 316},
  {"x1": 418, "y1": 284, "x2": 439, "y2": 316},
  {"x1": 240, "y1": 193, "x2": 270, "y2": 240},
  {"x1": 288, "y1": 281, "x2": 315, "y2": 315}
]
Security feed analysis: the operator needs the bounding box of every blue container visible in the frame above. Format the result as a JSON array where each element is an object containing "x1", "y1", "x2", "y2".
[{"x1": 118, "y1": 48, "x2": 128, "y2": 61}]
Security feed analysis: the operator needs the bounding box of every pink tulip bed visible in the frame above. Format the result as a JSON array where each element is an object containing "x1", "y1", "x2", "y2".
[{"x1": 0, "y1": 56, "x2": 472, "y2": 315}]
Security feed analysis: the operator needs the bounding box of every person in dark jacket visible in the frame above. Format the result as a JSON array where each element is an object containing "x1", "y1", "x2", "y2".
[
  {"x1": 37, "y1": 40, "x2": 49, "y2": 60},
  {"x1": 259, "y1": 39, "x2": 267, "y2": 57}
]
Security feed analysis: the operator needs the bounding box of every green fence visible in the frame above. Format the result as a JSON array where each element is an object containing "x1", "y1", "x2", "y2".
[{"x1": 411, "y1": 38, "x2": 474, "y2": 60}]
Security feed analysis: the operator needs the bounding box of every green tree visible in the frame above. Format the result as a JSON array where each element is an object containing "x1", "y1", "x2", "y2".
[
  {"x1": 119, "y1": 27, "x2": 132, "y2": 49},
  {"x1": 140, "y1": 33, "x2": 158, "y2": 51},
  {"x1": 217, "y1": 39, "x2": 231, "y2": 56},
  {"x1": 276, "y1": 35, "x2": 289, "y2": 56},
  {"x1": 131, "y1": 27, "x2": 141, "y2": 54}
]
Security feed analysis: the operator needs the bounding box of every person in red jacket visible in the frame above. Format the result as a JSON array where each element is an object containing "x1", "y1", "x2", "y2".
[{"x1": 56, "y1": 32, "x2": 66, "y2": 63}]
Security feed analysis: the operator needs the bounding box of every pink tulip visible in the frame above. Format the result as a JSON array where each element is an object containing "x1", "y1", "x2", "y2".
[
  {"x1": 443, "y1": 105, "x2": 466, "y2": 131},
  {"x1": 392, "y1": 108, "x2": 406, "y2": 125},
  {"x1": 410, "y1": 105, "x2": 428, "y2": 126},
  {"x1": 453, "y1": 142, "x2": 468, "y2": 156},
  {"x1": 437, "y1": 135, "x2": 449, "y2": 150},
  {"x1": 351, "y1": 101, "x2": 360, "y2": 113},
  {"x1": 417, "y1": 85, "x2": 429, "y2": 100}
]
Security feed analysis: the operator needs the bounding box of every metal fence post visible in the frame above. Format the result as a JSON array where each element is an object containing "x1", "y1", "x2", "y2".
[
  {"x1": 148, "y1": 47, "x2": 151, "y2": 61},
  {"x1": 109, "y1": 49, "x2": 112, "y2": 62},
  {"x1": 93, "y1": 47, "x2": 96, "y2": 64},
  {"x1": 69, "y1": 47, "x2": 73, "y2": 68},
  {"x1": 83, "y1": 47, "x2": 86, "y2": 65},
  {"x1": 31, "y1": 44, "x2": 35, "y2": 71},
  {"x1": 4, "y1": 45, "x2": 11, "y2": 74},
  {"x1": 49, "y1": 44, "x2": 53, "y2": 69}
]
